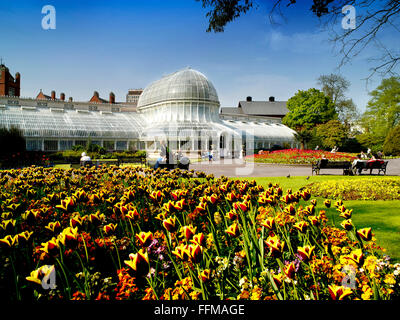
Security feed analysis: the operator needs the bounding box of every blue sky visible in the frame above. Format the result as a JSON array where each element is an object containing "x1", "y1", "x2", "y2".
[{"x1": 0, "y1": 0, "x2": 396, "y2": 111}]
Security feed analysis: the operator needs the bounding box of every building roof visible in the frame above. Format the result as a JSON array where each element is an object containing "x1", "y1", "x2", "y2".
[
  {"x1": 238, "y1": 100, "x2": 288, "y2": 116},
  {"x1": 137, "y1": 68, "x2": 219, "y2": 109}
]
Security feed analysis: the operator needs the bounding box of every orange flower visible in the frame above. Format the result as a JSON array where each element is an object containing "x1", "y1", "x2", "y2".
[
  {"x1": 199, "y1": 269, "x2": 211, "y2": 283},
  {"x1": 297, "y1": 245, "x2": 315, "y2": 262},
  {"x1": 180, "y1": 225, "x2": 197, "y2": 241},
  {"x1": 346, "y1": 249, "x2": 364, "y2": 266},
  {"x1": 225, "y1": 222, "x2": 240, "y2": 237},
  {"x1": 126, "y1": 208, "x2": 140, "y2": 221},
  {"x1": 124, "y1": 249, "x2": 150, "y2": 276},
  {"x1": 233, "y1": 201, "x2": 249, "y2": 212},
  {"x1": 293, "y1": 221, "x2": 309, "y2": 233},
  {"x1": 307, "y1": 215, "x2": 319, "y2": 226},
  {"x1": 26, "y1": 265, "x2": 56, "y2": 287},
  {"x1": 284, "y1": 262, "x2": 296, "y2": 279},
  {"x1": 341, "y1": 219, "x2": 353, "y2": 231},
  {"x1": 0, "y1": 219, "x2": 16, "y2": 233},
  {"x1": 174, "y1": 199, "x2": 186, "y2": 211},
  {"x1": 271, "y1": 273, "x2": 284, "y2": 288},
  {"x1": 339, "y1": 209, "x2": 352, "y2": 219},
  {"x1": 163, "y1": 216, "x2": 177, "y2": 233},
  {"x1": 283, "y1": 204, "x2": 296, "y2": 215},
  {"x1": 163, "y1": 201, "x2": 175, "y2": 213},
  {"x1": 190, "y1": 233, "x2": 206, "y2": 247},
  {"x1": 172, "y1": 244, "x2": 191, "y2": 261},
  {"x1": 189, "y1": 244, "x2": 203, "y2": 263},
  {"x1": 328, "y1": 284, "x2": 352, "y2": 300},
  {"x1": 40, "y1": 238, "x2": 59, "y2": 255},
  {"x1": 136, "y1": 231, "x2": 154, "y2": 247},
  {"x1": 103, "y1": 223, "x2": 118, "y2": 235},
  {"x1": 0, "y1": 235, "x2": 15, "y2": 248},
  {"x1": 58, "y1": 227, "x2": 79, "y2": 247},
  {"x1": 70, "y1": 214, "x2": 85, "y2": 228},
  {"x1": 300, "y1": 190, "x2": 311, "y2": 201},
  {"x1": 149, "y1": 190, "x2": 164, "y2": 203},
  {"x1": 265, "y1": 235, "x2": 285, "y2": 258},
  {"x1": 225, "y1": 209, "x2": 238, "y2": 221},
  {"x1": 324, "y1": 199, "x2": 331, "y2": 208},
  {"x1": 260, "y1": 217, "x2": 275, "y2": 230},
  {"x1": 17, "y1": 231, "x2": 33, "y2": 245},
  {"x1": 45, "y1": 221, "x2": 62, "y2": 233},
  {"x1": 357, "y1": 228, "x2": 372, "y2": 241},
  {"x1": 88, "y1": 211, "x2": 105, "y2": 226},
  {"x1": 209, "y1": 194, "x2": 219, "y2": 204},
  {"x1": 56, "y1": 197, "x2": 75, "y2": 212}
]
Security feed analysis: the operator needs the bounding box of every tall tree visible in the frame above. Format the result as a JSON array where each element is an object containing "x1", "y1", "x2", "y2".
[
  {"x1": 359, "y1": 76, "x2": 400, "y2": 150},
  {"x1": 196, "y1": 0, "x2": 400, "y2": 77},
  {"x1": 317, "y1": 73, "x2": 359, "y2": 124},
  {"x1": 282, "y1": 88, "x2": 337, "y2": 148}
]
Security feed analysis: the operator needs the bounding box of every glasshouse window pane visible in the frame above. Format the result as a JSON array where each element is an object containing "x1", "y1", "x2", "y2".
[
  {"x1": 26, "y1": 140, "x2": 42, "y2": 151},
  {"x1": 103, "y1": 141, "x2": 115, "y2": 151},
  {"x1": 116, "y1": 141, "x2": 127, "y2": 150},
  {"x1": 44, "y1": 140, "x2": 58, "y2": 151},
  {"x1": 75, "y1": 140, "x2": 87, "y2": 147},
  {"x1": 60, "y1": 140, "x2": 74, "y2": 151}
]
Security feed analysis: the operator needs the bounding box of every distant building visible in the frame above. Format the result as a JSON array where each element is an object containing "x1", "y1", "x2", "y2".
[
  {"x1": 126, "y1": 89, "x2": 143, "y2": 105},
  {"x1": 0, "y1": 63, "x2": 20, "y2": 97},
  {"x1": 220, "y1": 96, "x2": 289, "y2": 122}
]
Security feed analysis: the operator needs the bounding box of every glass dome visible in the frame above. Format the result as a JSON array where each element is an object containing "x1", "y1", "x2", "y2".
[{"x1": 137, "y1": 68, "x2": 219, "y2": 109}]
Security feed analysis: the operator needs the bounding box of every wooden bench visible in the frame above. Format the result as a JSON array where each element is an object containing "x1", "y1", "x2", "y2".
[
  {"x1": 352, "y1": 160, "x2": 388, "y2": 175},
  {"x1": 312, "y1": 159, "x2": 352, "y2": 175}
]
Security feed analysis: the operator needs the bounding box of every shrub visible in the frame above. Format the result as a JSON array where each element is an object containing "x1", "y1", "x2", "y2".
[{"x1": 383, "y1": 125, "x2": 400, "y2": 156}]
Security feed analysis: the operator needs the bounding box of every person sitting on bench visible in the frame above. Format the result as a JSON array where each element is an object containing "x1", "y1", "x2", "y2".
[{"x1": 352, "y1": 154, "x2": 363, "y2": 175}]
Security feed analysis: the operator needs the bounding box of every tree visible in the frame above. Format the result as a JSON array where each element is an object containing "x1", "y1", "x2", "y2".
[
  {"x1": 197, "y1": 0, "x2": 400, "y2": 77},
  {"x1": 282, "y1": 88, "x2": 337, "y2": 149},
  {"x1": 359, "y1": 76, "x2": 400, "y2": 150},
  {"x1": 282, "y1": 88, "x2": 337, "y2": 131},
  {"x1": 315, "y1": 119, "x2": 348, "y2": 149},
  {"x1": 0, "y1": 126, "x2": 26, "y2": 156},
  {"x1": 383, "y1": 124, "x2": 400, "y2": 156},
  {"x1": 317, "y1": 74, "x2": 359, "y2": 124}
]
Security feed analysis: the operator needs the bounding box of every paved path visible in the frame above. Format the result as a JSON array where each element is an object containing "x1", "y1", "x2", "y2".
[{"x1": 189, "y1": 158, "x2": 400, "y2": 178}]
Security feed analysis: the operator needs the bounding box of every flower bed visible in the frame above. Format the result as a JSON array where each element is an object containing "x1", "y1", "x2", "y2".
[
  {"x1": 0, "y1": 166, "x2": 399, "y2": 300},
  {"x1": 247, "y1": 149, "x2": 357, "y2": 165},
  {"x1": 308, "y1": 178, "x2": 400, "y2": 200}
]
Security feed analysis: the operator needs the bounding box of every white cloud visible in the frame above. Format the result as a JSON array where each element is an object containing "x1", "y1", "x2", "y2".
[{"x1": 264, "y1": 30, "x2": 332, "y2": 54}]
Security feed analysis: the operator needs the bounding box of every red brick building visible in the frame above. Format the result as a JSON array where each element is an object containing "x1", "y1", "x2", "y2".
[{"x1": 0, "y1": 63, "x2": 20, "y2": 97}]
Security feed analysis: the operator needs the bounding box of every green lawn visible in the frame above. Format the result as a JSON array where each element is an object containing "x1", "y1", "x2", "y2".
[{"x1": 240, "y1": 176, "x2": 400, "y2": 262}]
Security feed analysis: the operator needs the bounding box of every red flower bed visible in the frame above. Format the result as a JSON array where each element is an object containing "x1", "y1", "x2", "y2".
[{"x1": 247, "y1": 149, "x2": 357, "y2": 164}]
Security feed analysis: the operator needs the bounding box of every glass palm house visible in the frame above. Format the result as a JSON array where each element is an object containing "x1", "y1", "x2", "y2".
[{"x1": 0, "y1": 68, "x2": 296, "y2": 158}]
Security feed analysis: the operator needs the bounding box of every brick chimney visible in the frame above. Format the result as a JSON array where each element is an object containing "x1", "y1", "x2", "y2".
[
  {"x1": 60, "y1": 92, "x2": 65, "y2": 101},
  {"x1": 109, "y1": 92, "x2": 115, "y2": 104},
  {"x1": 68, "y1": 97, "x2": 73, "y2": 102},
  {"x1": 51, "y1": 90, "x2": 56, "y2": 100}
]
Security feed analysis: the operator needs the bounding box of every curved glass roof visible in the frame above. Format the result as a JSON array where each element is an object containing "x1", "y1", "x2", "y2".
[
  {"x1": 0, "y1": 106, "x2": 145, "y2": 139},
  {"x1": 137, "y1": 68, "x2": 219, "y2": 109},
  {"x1": 222, "y1": 120, "x2": 296, "y2": 142}
]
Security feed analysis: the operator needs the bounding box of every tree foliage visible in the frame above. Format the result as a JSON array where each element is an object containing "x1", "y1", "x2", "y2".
[
  {"x1": 383, "y1": 124, "x2": 400, "y2": 156},
  {"x1": 282, "y1": 88, "x2": 337, "y2": 131},
  {"x1": 0, "y1": 126, "x2": 26, "y2": 156},
  {"x1": 360, "y1": 76, "x2": 400, "y2": 149},
  {"x1": 315, "y1": 119, "x2": 348, "y2": 149},
  {"x1": 317, "y1": 74, "x2": 359, "y2": 124}
]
